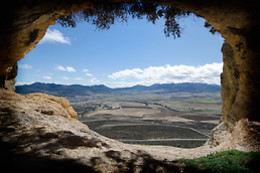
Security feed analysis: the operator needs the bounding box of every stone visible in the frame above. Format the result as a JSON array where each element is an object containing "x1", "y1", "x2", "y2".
[
  {"x1": 0, "y1": 0, "x2": 259, "y2": 129},
  {"x1": 0, "y1": 89, "x2": 229, "y2": 172},
  {"x1": 27, "y1": 92, "x2": 78, "y2": 119},
  {"x1": 0, "y1": 62, "x2": 17, "y2": 91},
  {"x1": 0, "y1": 0, "x2": 260, "y2": 171}
]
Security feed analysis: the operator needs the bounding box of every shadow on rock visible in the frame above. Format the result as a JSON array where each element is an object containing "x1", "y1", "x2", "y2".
[{"x1": 0, "y1": 141, "x2": 99, "y2": 173}]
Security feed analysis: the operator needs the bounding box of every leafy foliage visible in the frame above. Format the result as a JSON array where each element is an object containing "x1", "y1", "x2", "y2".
[
  {"x1": 57, "y1": 0, "x2": 190, "y2": 38},
  {"x1": 180, "y1": 150, "x2": 260, "y2": 172},
  {"x1": 204, "y1": 21, "x2": 217, "y2": 35}
]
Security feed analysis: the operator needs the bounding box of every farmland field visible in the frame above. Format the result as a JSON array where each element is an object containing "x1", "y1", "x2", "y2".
[
  {"x1": 16, "y1": 82, "x2": 222, "y2": 148},
  {"x1": 74, "y1": 92, "x2": 221, "y2": 148}
]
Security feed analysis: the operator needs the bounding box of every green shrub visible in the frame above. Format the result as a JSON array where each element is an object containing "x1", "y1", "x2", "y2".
[{"x1": 180, "y1": 150, "x2": 260, "y2": 172}]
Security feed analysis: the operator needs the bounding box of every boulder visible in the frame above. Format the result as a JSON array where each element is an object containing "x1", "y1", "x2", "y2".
[{"x1": 27, "y1": 93, "x2": 78, "y2": 118}]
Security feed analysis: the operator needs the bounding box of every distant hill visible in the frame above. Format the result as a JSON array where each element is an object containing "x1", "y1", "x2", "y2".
[
  {"x1": 115, "y1": 83, "x2": 221, "y2": 93},
  {"x1": 16, "y1": 82, "x2": 112, "y2": 97},
  {"x1": 16, "y1": 82, "x2": 220, "y2": 97}
]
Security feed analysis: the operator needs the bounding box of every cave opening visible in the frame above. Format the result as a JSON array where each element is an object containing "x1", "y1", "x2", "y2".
[
  {"x1": 16, "y1": 3, "x2": 224, "y2": 149},
  {"x1": 1, "y1": 0, "x2": 260, "y2": 172}
]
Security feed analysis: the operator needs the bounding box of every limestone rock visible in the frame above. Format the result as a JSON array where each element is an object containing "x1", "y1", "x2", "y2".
[
  {"x1": 0, "y1": 0, "x2": 260, "y2": 171},
  {"x1": 27, "y1": 93, "x2": 78, "y2": 118},
  {"x1": 0, "y1": 62, "x2": 17, "y2": 91},
  {"x1": 206, "y1": 122, "x2": 232, "y2": 148},
  {"x1": 0, "y1": 0, "x2": 259, "y2": 129},
  {"x1": 0, "y1": 89, "x2": 228, "y2": 172},
  {"x1": 231, "y1": 118, "x2": 260, "y2": 151}
]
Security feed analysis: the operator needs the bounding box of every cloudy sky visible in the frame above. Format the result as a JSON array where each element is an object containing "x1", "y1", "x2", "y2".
[{"x1": 17, "y1": 14, "x2": 224, "y2": 88}]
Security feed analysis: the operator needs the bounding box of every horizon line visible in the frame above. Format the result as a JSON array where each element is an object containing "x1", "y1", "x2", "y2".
[{"x1": 15, "y1": 81, "x2": 221, "y2": 89}]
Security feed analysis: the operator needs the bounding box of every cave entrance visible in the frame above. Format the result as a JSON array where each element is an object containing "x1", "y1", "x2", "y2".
[{"x1": 16, "y1": 3, "x2": 224, "y2": 149}]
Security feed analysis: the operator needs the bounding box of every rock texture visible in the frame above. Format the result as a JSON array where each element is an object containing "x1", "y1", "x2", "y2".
[
  {"x1": 0, "y1": 62, "x2": 17, "y2": 91},
  {"x1": 0, "y1": 89, "x2": 229, "y2": 172},
  {"x1": 26, "y1": 93, "x2": 78, "y2": 119},
  {"x1": 0, "y1": 0, "x2": 259, "y2": 124},
  {"x1": 0, "y1": 0, "x2": 260, "y2": 171}
]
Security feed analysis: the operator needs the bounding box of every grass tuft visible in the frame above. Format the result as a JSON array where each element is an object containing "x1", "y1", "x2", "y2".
[{"x1": 180, "y1": 150, "x2": 260, "y2": 172}]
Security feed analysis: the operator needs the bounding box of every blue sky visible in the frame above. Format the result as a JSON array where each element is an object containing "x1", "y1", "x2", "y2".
[{"x1": 17, "y1": 14, "x2": 224, "y2": 88}]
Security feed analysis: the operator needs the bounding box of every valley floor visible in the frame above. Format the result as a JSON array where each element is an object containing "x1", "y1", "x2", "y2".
[{"x1": 74, "y1": 93, "x2": 222, "y2": 148}]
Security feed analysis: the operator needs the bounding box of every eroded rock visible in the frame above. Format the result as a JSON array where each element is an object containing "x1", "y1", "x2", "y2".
[
  {"x1": 0, "y1": 62, "x2": 17, "y2": 91},
  {"x1": 0, "y1": 89, "x2": 229, "y2": 172},
  {"x1": 27, "y1": 93, "x2": 78, "y2": 118},
  {"x1": 0, "y1": 0, "x2": 259, "y2": 128},
  {"x1": 0, "y1": 0, "x2": 260, "y2": 171}
]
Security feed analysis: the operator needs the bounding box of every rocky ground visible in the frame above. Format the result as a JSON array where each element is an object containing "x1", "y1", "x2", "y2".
[{"x1": 0, "y1": 89, "x2": 235, "y2": 172}]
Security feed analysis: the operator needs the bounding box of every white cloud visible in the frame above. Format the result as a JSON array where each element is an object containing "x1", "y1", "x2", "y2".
[
  {"x1": 82, "y1": 68, "x2": 93, "y2": 77},
  {"x1": 108, "y1": 62, "x2": 223, "y2": 86},
  {"x1": 43, "y1": 76, "x2": 52, "y2": 80},
  {"x1": 90, "y1": 77, "x2": 101, "y2": 84},
  {"x1": 107, "y1": 81, "x2": 141, "y2": 88},
  {"x1": 85, "y1": 73, "x2": 93, "y2": 77},
  {"x1": 16, "y1": 81, "x2": 36, "y2": 86},
  {"x1": 55, "y1": 65, "x2": 76, "y2": 72},
  {"x1": 19, "y1": 64, "x2": 32, "y2": 69},
  {"x1": 66, "y1": 66, "x2": 76, "y2": 72},
  {"x1": 56, "y1": 65, "x2": 66, "y2": 71},
  {"x1": 74, "y1": 77, "x2": 83, "y2": 81},
  {"x1": 62, "y1": 76, "x2": 69, "y2": 80},
  {"x1": 40, "y1": 29, "x2": 71, "y2": 45}
]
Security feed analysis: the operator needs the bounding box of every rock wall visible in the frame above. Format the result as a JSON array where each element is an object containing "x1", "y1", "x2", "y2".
[
  {"x1": 0, "y1": 62, "x2": 17, "y2": 91},
  {"x1": 0, "y1": 0, "x2": 94, "y2": 73},
  {"x1": 0, "y1": 0, "x2": 259, "y2": 153}
]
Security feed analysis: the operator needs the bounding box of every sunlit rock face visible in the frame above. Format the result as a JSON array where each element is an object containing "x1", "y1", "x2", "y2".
[
  {"x1": 0, "y1": 0, "x2": 259, "y2": 171},
  {"x1": 25, "y1": 93, "x2": 78, "y2": 119}
]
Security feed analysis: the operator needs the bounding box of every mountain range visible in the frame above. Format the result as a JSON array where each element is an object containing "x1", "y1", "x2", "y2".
[{"x1": 16, "y1": 82, "x2": 221, "y2": 97}]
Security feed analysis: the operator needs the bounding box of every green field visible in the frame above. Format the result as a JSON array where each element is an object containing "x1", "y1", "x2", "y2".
[
  {"x1": 75, "y1": 92, "x2": 221, "y2": 148},
  {"x1": 16, "y1": 83, "x2": 222, "y2": 148},
  {"x1": 94, "y1": 125, "x2": 207, "y2": 140},
  {"x1": 81, "y1": 114, "x2": 210, "y2": 148}
]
